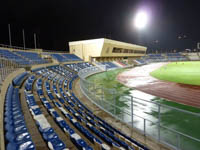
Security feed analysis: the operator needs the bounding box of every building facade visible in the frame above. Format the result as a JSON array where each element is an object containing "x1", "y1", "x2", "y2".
[{"x1": 69, "y1": 38, "x2": 147, "y2": 62}]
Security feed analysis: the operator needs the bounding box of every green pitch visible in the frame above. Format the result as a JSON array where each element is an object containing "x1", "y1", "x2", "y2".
[{"x1": 150, "y1": 61, "x2": 200, "y2": 85}]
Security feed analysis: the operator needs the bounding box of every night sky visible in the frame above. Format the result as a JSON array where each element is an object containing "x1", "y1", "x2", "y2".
[{"x1": 0, "y1": 0, "x2": 199, "y2": 52}]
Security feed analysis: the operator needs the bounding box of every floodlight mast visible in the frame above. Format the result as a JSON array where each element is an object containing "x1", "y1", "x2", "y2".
[{"x1": 8, "y1": 24, "x2": 12, "y2": 47}]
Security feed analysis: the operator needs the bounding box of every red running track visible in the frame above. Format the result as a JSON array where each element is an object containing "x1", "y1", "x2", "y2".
[{"x1": 117, "y1": 63, "x2": 200, "y2": 108}]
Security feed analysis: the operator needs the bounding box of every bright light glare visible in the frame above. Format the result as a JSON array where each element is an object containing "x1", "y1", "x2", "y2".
[{"x1": 134, "y1": 11, "x2": 148, "y2": 29}]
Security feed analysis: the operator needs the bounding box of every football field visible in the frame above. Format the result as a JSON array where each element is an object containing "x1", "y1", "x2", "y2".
[{"x1": 150, "y1": 61, "x2": 200, "y2": 85}]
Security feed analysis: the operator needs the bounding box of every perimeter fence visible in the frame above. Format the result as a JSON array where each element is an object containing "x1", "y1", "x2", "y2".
[{"x1": 78, "y1": 66, "x2": 200, "y2": 150}]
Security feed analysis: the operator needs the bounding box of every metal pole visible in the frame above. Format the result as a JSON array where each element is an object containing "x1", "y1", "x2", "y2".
[
  {"x1": 93, "y1": 83, "x2": 96, "y2": 99},
  {"x1": 22, "y1": 29, "x2": 26, "y2": 49},
  {"x1": 34, "y1": 33, "x2": 37, "y2": 49},
  {"x1": 158, "y1": 104, "x2": 161, "y2": 141},
  {"x1": 131, "y1": 96, "x2": 134, "y2": 128},
  {"x1": 114, "y1": 91, "x2": 116, "y2": 115},
  {"x1": 8, "y1": 24, "x2": 12, "y2": 47},
  {"x1": 101, "y1": 86, "x2": 104, "y2": 107},
  {"x1": 144, "y1": 119, "x2": 146, "y2": 136},
  {"x1": 177, "y1": 134, "x2": 181, "y2": 150}
]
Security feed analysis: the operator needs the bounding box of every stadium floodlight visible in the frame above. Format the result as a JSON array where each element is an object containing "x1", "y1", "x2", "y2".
[{"x1": 134, "y1": 11, "x2": 148, "y2": 30}]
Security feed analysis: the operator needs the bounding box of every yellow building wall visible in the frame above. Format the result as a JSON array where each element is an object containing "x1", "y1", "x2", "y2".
[
  {"x1": 69, "y1": 44, "x2": 83, "y2": 59},
  {"x1": 101, "y1": 42, "x2": 146, "y2": 57},
  {"x1": 69, "y1": 38, "x2": 147, "y2": 61},
  {"x1": 69, "y1": 39, "x2": 104, "y2": 61}
]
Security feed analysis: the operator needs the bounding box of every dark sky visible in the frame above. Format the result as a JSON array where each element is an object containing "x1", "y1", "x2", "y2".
[{"x1": 0, "y1": 0, "x2": 199, "y2": 52}]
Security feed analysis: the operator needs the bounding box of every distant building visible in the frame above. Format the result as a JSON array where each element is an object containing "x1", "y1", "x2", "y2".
[{"x1": 69, "y1": 38, "x2": 147, "y2": 62}]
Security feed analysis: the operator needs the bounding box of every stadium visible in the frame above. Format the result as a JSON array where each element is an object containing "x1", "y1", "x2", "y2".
[
  {"x1": 0, "y1": 36, "x2": 200, "y2": 150},
  {"x1": 1, "y1": 1, "x2": 200, "y2": 150}
]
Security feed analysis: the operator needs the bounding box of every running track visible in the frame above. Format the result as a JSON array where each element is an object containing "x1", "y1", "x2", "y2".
[{"x1": 117, "y1": 63, "x2": 200, "y2": 108}]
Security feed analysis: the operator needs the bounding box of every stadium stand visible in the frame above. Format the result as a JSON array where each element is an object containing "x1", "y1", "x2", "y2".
[
  {"x1": 0, "y1": 48, "x2": 84, "y2": 66},
  {"x1": 166, "y1": 53, "x2": 187, "y2": 61},
  {"x1": 40, "y1": 64, "x2": 147, "y2": 150},
  {"x1": 51, "y1": 54, "x2": 67, "y2": 62},
  {"x1": 2, "y1": 61, "x2": 151, "y2": 150},
  {"x1": 14, "y1": 51, "x2": 48, "y2": 64},
  {"x1": 0, "y1": 49, "x2": 30, "y2": 65},
  {"x1": 101, "y1": 62, "x2": 119, "y2": 69},
  {"x1": 134, "y1": 59, "x2": 147, "y2": 65},
  {"x1": 3, "y1": 46, "x2": 198, "y2": 150},
  {"x1": 51, "y1": 53, "x2": 82, "y2": 62},
  {"x1": 94, "y1": 62, "x2": 121, "y2": 70},
  {"x1": 115, "y1": 61, "x2": 128, "y2": 67},
  {"x1": 4, "y1": 80, "x2": 35, "y2": 150},
  {"x1": 112, "y1": 61, "x2": 124, "y2": 68},
  {"x1": 65, "y1": 62, "x2": 93, "y2": 72},
  {"x1": 134, "y1": 53, "x2": 188, "y2": 65},
  {"x1": 24, "y1": 91, "x2": 67, "y2": 150},
  {"x1": 62, "y1": 54, "x2": 83, "y2": 61},
  {"x1": 186, "y1": 53, "x2": 200, "y2": 61}
]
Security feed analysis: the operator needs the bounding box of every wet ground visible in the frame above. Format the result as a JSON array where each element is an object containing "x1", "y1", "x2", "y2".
[{"x1": 87, "y1": 64, "x2": 200, "y2": 150}]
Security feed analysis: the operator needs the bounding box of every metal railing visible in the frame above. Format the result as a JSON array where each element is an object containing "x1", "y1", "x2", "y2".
[
  {"x1": 0, "y1": 44, "x2": 32, "y2": 50},
  {"x1": 0, "y1": 58, "x2": 21, "y2": 87},
  {"x1": 78, "y1": 66, "x2": 200, "y2": 150}
]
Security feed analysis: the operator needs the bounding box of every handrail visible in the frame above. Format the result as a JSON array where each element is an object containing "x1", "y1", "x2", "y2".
[{"x1": 78, "y1": 66, "x2": 200, "y2": 150}]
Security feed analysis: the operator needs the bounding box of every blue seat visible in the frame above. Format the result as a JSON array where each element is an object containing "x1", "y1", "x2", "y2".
[
  {"x1": 54, "y1": 102, "x2": 61, "y2": 108},
  {"x1": 40, "y1": 127, "x2": 54, "y2": 135},
  {"x1": 68, "y1": 128, "x2": 75, "y2": 135},
  {"x1": 74, "y1": 113, "x2": 82, "y2": 122},
  {"x1": 7, "y1": 140, "x2": 35, "y2": 150},
  {"x1": 51, "y1": 111, "x2": 60, "y2": 118},
  {"x1": 44, "y1": 103, "x2": 53, "y2": 110},
  {"x1": 40, "y1": 97, "x2": 47, "y2": 102},
  {"x1": 6, "y1": 131, "x2": 34, "y2": 148},
  {"x1": 87, "y1": 125, "x2": 113, "y2": 146},
  {"x1": 58, "y1": 98, "x2": 65, "y2": 104},
  {"x1": 48, "y1": 137, "x2": 66, "y2": 150},
  {"x1": 57, "y1": 120, "x2": 69, "y2": 130},
  {"x1": 32, "y1": 108, "x2": 42, "y2": 116},
  {"x1": 48, "y1": 93, "x2": 54, "y2": 100},
  {"x1": 37, "y1": 89, "x2": 43, "y2": 96},
  {"x1": 43, "y1": 132, "x2": 58, "y2": 141},
  {"x1": 14, "y1": 124, "x2": 28, "y2": 134},
  {"x1": 12, "y1": 72, "x2": 28, "y2": 86},
  {"x1": 76, "y1": 139, "x2": 88, "y2": 149},
  {"x1": 71, "y1": 138, "x2": 93, "y2": 150}
]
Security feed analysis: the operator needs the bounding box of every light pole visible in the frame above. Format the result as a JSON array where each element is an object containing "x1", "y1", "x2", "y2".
[
  {"x1": 22, "y1": 29, "x2": 26, "y2": 49},
  {"x1": 34, "y1": 33, "x2": 37, "y2": 49},
  {"x1": 8, "y1": 24, "x2": 12, "y2": 47}
]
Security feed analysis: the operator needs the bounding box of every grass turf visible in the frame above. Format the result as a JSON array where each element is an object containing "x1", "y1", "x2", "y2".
[
  {"x1": 87, "y1": 68, "x2": 131, "y2": 112},
  {"x1": 150, "y1": 61, "x2": 200, "y2": 85}
]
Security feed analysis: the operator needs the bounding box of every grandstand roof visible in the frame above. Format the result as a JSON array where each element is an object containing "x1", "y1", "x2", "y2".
[{"x1": 69, "y1": 38, "x2": 146, "y2": 49}]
